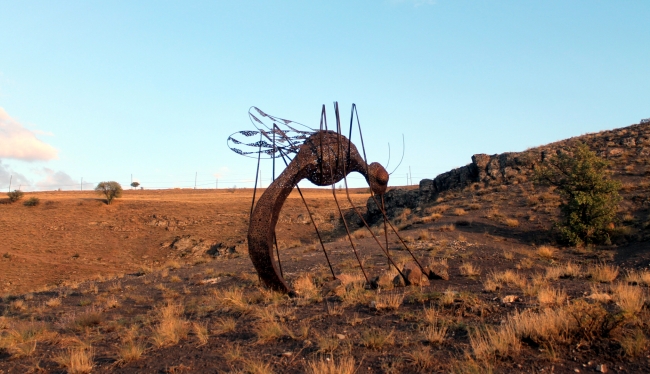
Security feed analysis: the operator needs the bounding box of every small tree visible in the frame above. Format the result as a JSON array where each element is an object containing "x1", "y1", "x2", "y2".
[
  {"x1": 534, "y1": 143, "x2": 621, "y2": 246},
  {"x1": 95, "y1": 181, "x2": 123, "y2": 205},
  {"x1": 7, "y1": 190, "x2": 24, "y2": 203},
  {"x1": 131, "y1": 181, "x2": 140, "y2": 189}
]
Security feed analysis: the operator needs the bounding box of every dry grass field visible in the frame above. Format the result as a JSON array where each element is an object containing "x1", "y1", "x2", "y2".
[
  {"x1": 0, "y1": 188, "x2": 370, "y2": 295},
  {"x1": 1, "y1": 179, "x2": 649, "y2": 373}
]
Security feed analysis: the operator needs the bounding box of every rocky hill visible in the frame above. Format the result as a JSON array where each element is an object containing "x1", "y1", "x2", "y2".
[{"x1": 368, "y1": 120, "x2": 650, "y2": 245}]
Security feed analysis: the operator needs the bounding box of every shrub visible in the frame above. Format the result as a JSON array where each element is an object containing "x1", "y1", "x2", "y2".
[
  {"x1": 534, "y1": 143, "x2": 622, "y2": 246},
  {"x1": 23, "y1": 197, "x2": 40, "y2": 207},
  {"x1": 95, "y1": 181, "x2": 123, "y2": 205},
  {"x1": 7, "y1": 190, "x2": 24, "y2": 202}
]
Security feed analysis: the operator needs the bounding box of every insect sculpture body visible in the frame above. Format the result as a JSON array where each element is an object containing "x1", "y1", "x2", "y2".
[{"x1": 228, "y1": 103, "x2": 425, "y2": 294}]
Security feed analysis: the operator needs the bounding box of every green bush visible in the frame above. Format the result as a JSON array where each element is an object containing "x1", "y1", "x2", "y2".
[
  {"x1": 534, "y1": 143, "x2": 622, "y2": 246},
  {"x1": 23, "y1": 197, "x2": 40, "y2": 207},
  {"x1": 95, "y1": 181, "x2": 123, "y2": 205},
  {"x1": 7, "y1": 190, "x2": 24, "y2": 202}
]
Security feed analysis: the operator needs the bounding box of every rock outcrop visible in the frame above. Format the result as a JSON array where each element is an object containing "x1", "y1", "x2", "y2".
[{"x1": 367, "y1": 121, "x2": 650, "y2": 221}]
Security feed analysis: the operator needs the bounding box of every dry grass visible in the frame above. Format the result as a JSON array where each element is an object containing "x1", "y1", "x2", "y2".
[
  {"x1": 0, "y1": 320, "x2": 56, "y2": 358},
  {"x1": 45, "y1": 298, "x2": 62, "y2": 307},
  {"x1": 489, "y1": 270, "x2": 527, "y2": 289},
  {"x1": 244, "y1": 358, "x2": 275, "y2": 374},
  {"x1": 625, "y1": 269, "x2": 650, "y2": 286},
  {"x1": 618, "y1": 329, "x2": 648, "y2": 357},
  {"x1": 361, "y1": 328, "x2": 395, "y2": 350},
  {"x1": 305, "y1": 356, "x2": 356, "y2": 374},
  {"x1": 588, "y1": 263, "x2": 619, "y2": 283},
  {"x1": 293, "y1": 274, "x2": 318, "y2": 299},
  {"x1": 105, "y1": 295, "x2": 120, "y2": 309},
  {"x1": 55, "y1": 346, "x2": 94, "y2": 374},
  {"x1": 405, "y1": 346, "x2": 435, "y2": 370},
  {"x1": 214, "y1": 317, "x2": 237, "y2": 334},
  {"x1": 193, "y1": 321, "x2": 209, "y2": 346},
  {"x1": 502, "y1": 251, "x2": 514, "y2": 260},
  {"x1": 504, "y1": 218, "x2": 519, "y2": 227},
  {"x1": 459, "y1": 262, "x2": 481, "y2": 277},
  {"x1": 417, "y1": 229, "x2": 431, "y2": 240},
  {"x1": 439, "y1": 224, "x2": 456, "y2": 232},
  {"x1": 374, "y1": 292, "x2": 403, "y2": 311},
  {"x1": 470, "y1": 325, "x2": 520, "y2": 360},
  {"x1": 610, "y1": 283, "x2": 645, "y2": 315},
  {"x1": 537, "y1": 287, "x2": 567, "y2": 306},
  {"x1": 422, "y1": 324, "x2": 447, "y2": 344},
  {"x1": 537, "y1": 245, "x2": 556, "y2": 260},
  {"x1": 254, "y1": 320, "x2": 285, "y2": 343},
  {"x1": 440, "y1": 289, "x2": 456, "y2": 305},
  {"x1": 453, "y1": 208, "x2": 467, "y2": 216},
  {"x1": 151, "y1": 303, "x2": 189, "y2": 347}
]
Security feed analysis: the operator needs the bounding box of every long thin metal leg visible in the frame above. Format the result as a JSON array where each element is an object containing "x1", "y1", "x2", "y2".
[
  {"x1": 351, "y1": 107, "x2": 427, "y2": 274},
  {"x1": 249, "y1": 133, "x2": 263, "y2": 221},
  {"x1": 382, "y1": 195, "x2": 390, "y2": 267},
  {"x1": 273, "y1": 233, "x2": 283, "y2": 278}
]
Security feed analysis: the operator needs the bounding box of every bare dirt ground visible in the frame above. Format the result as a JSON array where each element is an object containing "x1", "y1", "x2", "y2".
[{"x1": 1, "y1": 181, "x2": 649, "y2": 373}]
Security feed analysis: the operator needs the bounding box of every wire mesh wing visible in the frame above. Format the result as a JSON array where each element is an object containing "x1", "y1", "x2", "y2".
[{"x1": 227, "y1": 107, "x2": 317, "y2": 159}]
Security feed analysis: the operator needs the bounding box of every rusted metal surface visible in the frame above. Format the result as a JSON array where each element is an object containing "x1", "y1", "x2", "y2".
[{"x1": 247, "y1": 130, "x2": 388, "y2": 293}]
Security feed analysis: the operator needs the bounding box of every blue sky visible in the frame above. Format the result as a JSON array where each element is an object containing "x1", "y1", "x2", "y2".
[{"x1": 1, "y1": 0, "x2": 648, "y2": 191}]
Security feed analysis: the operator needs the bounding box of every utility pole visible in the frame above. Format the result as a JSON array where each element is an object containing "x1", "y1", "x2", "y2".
[
  {"x1": 406, "y1": 173, "x2": 408, "y2": 186},
  {"x1": 216, "y1": 179, "x2": 218, "y2": 189},
  {"x1": 409, "y1": 166, "x2": 412, "y2": 186},
  {"x1": 194, "y1": 172, "x2": 197, "y2": 189},
  {"x1": 8, "y1": 175, "x2": 12, "y2": 192},
  {"x1": 81, "y1": 177, "x2": 83, "y2": 191}
]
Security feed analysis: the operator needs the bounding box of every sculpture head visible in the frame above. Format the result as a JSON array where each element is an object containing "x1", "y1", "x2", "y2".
[{"x1": 367, "y1": 162, "x2": 389, "y2": 195}]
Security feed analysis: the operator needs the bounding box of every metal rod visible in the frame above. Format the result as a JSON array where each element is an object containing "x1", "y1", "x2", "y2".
[
  {"x1": 249, "y1": 133, "x2": 263, "y2": 221},
  {"x1": 352, "y1": 106, "x2": 427, "y2": 275},
  {"x1": 274, "y1": 234, "x2": 283, "y2": 278}
]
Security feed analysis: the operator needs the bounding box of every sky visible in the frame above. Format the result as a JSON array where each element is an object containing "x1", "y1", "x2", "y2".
[{"x1": 1, "y1": 0, "x2": 649, "y2": 192}]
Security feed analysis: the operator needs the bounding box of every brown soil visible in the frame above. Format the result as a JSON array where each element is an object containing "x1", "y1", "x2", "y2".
[{"x1": 1, "y1": 181, "x2": 649, "y2": 373}]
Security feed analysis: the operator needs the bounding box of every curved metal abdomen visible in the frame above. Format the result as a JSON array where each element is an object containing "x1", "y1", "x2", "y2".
[{"x1": 247, "y1": 131, "x2": 388, "y2": 293}]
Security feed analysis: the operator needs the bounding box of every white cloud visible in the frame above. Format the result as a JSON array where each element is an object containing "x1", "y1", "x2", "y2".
[
  {"x1": 0, "y1": 160, "x2": 31, "y2": 190},
  {"x1": 0, "y1": 107, "x2": 58, "y2": 161},
  {"x1": 34, "y1": 168, "x2": 76, "y2": 190}
]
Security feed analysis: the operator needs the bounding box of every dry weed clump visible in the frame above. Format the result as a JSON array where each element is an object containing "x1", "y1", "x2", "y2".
[
  {"x1": 374, "y1": 291, "x2": 404, "y2": 311},
  {"x1": 254, "y1": 320, "x2": 285, "y2": 344},
  {"x1": 192, "y1": 321, "x2": 209, "y2": 346},
  {"x1": 610, "y1": 283, "x2": 645, "y2": 315},
  {"x1": 151, "y1": 303, "x2": 189, "y2": 347},
  {"x1": 55, "y1": 345, "x2": 94, "y2": 374},
  {"x1": 0, "y1": 320, "x2": 56, "y2": 358},
  {"x1": 537, "y1": 287, "x2": 567, "y2": 306},
  {"x1": 470, "y1": 325, "x2": 520, "y2": 360},
  {"x1": 293, "y1": 274, "x2": 317, "y2": 299},
  {"x1": 361, "y1": 327, "x2": 395, "y2": 350},
  {"x1": 545, "y1": 262, "x2": 582, "y2": 280},
  {"x1": 489, "y1": 270, "x2": 527, "y2": 289},
  {"x1": 453, "y1": 208, "x2": 467, "y2": 216},
  {"x1": 305, "y1": 356, "x2": 356, "y2": 374},
  {"x1": 459, "y1": 262, "x2": 481, "y2": 277},
  {"x1": 45, "y1": 297, "x2": 62, "y2": 307},
  {"x1": 625, "y1": 270, "x2": 650, "y2": 286},
  {"x1": 213, "y1": 287, "x2": 253, "y2": 314},
  {"x1": 405, "y1": 346, "x2": 435, "y2": 370},
  {"x1": 504, "y1": 218, "x2": 519, "y2": 227},
  {"x1": 617, "y1": 329, "x2": 648, "y2": 357},
  {"x1": 422, "y1": 324, "x2": 448, "y2": 344},
  {"x1": 588, "y1": 263, "x2": 619, "y2": 283},
  {"x1": 417, "y1": 229, "x2": 431, "y2": 240},
  {"x1": 537, "y1": 245, "x2": 556, "y2": 260}
]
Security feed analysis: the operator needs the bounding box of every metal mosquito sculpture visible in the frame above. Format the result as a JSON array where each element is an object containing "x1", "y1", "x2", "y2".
[{"x1": 227, "y1": 102, "x2": 429, "y2": 295}]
